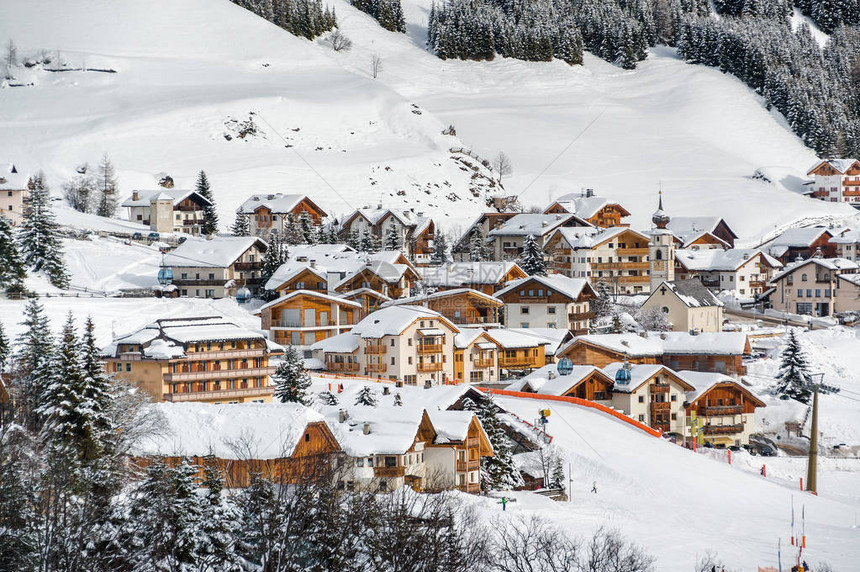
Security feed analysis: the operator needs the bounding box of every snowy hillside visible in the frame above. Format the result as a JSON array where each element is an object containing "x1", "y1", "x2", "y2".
[{"x1": 2, "y1": 0, "x2": 858, "y2": 241}]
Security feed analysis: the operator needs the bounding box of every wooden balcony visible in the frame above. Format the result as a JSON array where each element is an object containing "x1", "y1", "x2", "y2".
[
  {"x1": 699, "y1": 405, "x2": 743, "y2": 416},
  {"x1": 417, "y1": 344, "x2": 443, "y2": 354},
  {"x1": 326, "y1": 361, "x2": 360, "y2": 372},
  {"x1": 164, "y1": 366, "x2": 272, "y2": 382},
  {"x1": 373, "y1": 466, "x2": 405, "y2": 478},
  {"x1": 467, "y1": 438, "x2": 479, "y2": 448},
  {"x1": 365, "y1": 344, "x2": 387, "y2": 355},
  {"x1": 650, "y1": 383, "x2": 670, "y2": 394},
  {"x1": 568, "y1": 311, "x2": 595, "y2": 322},
  {"x1": 592, "y1": 261, "x2": 650, "y2": 270},
  {"x1": 456, "y1": 459, "x2": 481, "y2": 472},
  {"x1": 616, "y1": 247, "x2": 649, "y2": 256},
  {"x1": 499, "y1": 355, "x2": 540, "y2": 369},
  {"x1": 650, "y1": 401, "x2": 670, "y2": 413},
  {"x1": 474, "y1": 358, "x2": 495, "y2": 368},
  {"x1": 703, "y1": 423, "x2": 744, "y2": 435},
  {"x1": 182, "y1": 349, "x2": 265, "y2": 361},
  {"x1": 163, "y1": 385, "x2": 273, "y2": 402},
  {"x1": 233, "y1": 261, "x2": 261, "y2": 271},
  {"x1": 182, "y1": 219, "x2": 203, "y2": 226},
  {"x1": 417, "y1": 361, "x2": 443, "y2": 372},
  {"x1": 366, "y1": 363, "x2": 387, "y2": 373}
]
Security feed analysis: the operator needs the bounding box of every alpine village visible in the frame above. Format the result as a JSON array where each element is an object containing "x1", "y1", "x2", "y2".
[{"x1": 2, "y1": 0, "x2": 860, "y2": 570}]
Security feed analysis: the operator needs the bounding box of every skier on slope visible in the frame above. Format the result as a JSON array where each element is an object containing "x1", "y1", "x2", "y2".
[{"x1": 591, "y1": 480, "x2": 598, "y2": 493}]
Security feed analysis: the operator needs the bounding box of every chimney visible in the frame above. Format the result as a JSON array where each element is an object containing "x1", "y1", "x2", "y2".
[
  {"x1": 424, "y1": 380, "x2": 432, "y2": 389},
  {"x1": 363, "y1": 422, "x2": 372, "y2": 435},
  {"x1": 310, "y1": 260, "x2": 317, "y2": 269},
  {"x1": 377, "y1": 203, "x2": 383, "y2": 210},
  {"x1": 620, "y1": 340, "x2": 629, "y2": 347},
  {"x1": 383, "y1": 386, "x2": 390, "y2": 395},
  {"x1": 132, "y1": 191, "x2": 139, "y2": 201},
  {"x1": 417, "y1": 212, "x2": 424, "y2": 218},
  {"x1": 541, "y1": 221, "x2": 548, "y2": 227},
  {"x1": 586, "y1": 188, "x2": 594, "y2": 198},
  {"x1": 338, "y1": 410, "x2": 348, "y2": 423}
]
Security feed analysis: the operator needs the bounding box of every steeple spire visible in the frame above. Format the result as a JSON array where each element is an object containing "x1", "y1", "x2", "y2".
[{"x1": 652, "y1": 188, "x2": 670, "y2": 229}]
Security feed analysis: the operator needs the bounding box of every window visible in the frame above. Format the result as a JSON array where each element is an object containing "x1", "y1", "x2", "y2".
[
  {"x1": 390, "y1": 338, "x2": 395, "y2": 346},
  {"x1": 125, "y1": 363, "x2": 131, "y2": 372},
  {"x1": 367, "y1": 457, "x2": 374, "y2": 467},
  {"x1": 384, "y1": 456, "x2": 397, "y2": 468},
  {"x1": 548, "y1": 307, "x2": 556, "y2": 314},
  {"x1": 638, "y1": 414, "x2": 645, "y2": 422},
  {"x1": 520, "y1": 307, "x2": 529, "y2": 314},
  {"x1": 815, "y1": 289, "x2": 821, "y2": 297},
  {"x1": 638, "y1": 395, "x2": 645, "y2": 403},
  {"x1": 798, "y1": 290, "x2": 803, "y2": 298},
  {"x1": 408, "y1": 338, "x2": 412, "y2": 346},
  {"x1": 670, "y1": 394, "x2": 677, "y2": 402},
  {"x1": 520, "y1": 322, "x2": 529, "y2": 328},
  {"x1": 806, "y1": 289, "x2": 812, "y2": 297},
  {"x1": 801, "y1": 274, "x2": 808, "y2": 282},
  {"x1": 390, "y1": 357, "x2": 395, "y2": 365},
  {"x1": 671, "y1": 413, "x2": 677, "y2": 421},
  {"x1": 408, "y1": 357, "x2": 412, "y2": 365}
]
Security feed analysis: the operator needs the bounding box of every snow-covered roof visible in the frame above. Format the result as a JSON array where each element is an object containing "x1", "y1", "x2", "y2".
[
  {"x1": 770, "y1": 257, "x2": 859, "y2": 283},
  {"x1": 310, "y1": 333, "x2": 361, "y2": 354},
  {"x1": 0, "y1": 163, "x2": 29, "y2": 190},
  {"x1": 428, "y1": 410, "x2": 477, "y2": 444},
  {"x1": 494, "y1": 274, "x2": 593, "y2": 301},
  {"x1": 645, "y1": 332, "x2": 749, "y2": 355},
  {"x1": 333, "y1": 260, "x2": 411, "y2": 290},
  {"x1": 563, "y1": 333, "x2": 663, "y2": 357},
  {"x1": 667, "y1": 216, "x2": 736, "y2": 244},
  {"x1": 488, "y1": 213, "x2": 590, "y2": 237},
  {"x1": 325, "y1": 405, "x2": 427, "y2": 457},
  {"x1": 236, "y1": 193, "x2": 323, "y2": 216},
  {"x1": 769, "y1": 227, "x2": 831, "y2": 249},
  {"x1": 829, "y1": 228, "x2": 860, "y2": 245},
  {"x1": 382, "y1": 288, "x2": 502, "y2": 309},
  {"x1": 259, "y1": 289, "x2": 362, "y2": 312},
  {"x1": 601, "y1": 362, "x2": 665, "y2": 392},
  {"x1": 550, "y1": 225, "x2": 648, "y2": 250},
  {"x1": 807, "y1": 158, "x2": 860, "y2": 175},
  {"x1": 121, "y1": 188, "x2": 212, "y2": 207},
  {"x1": 837, "y1": 273, "x2": 860, "y2": 287},
  {"x1": 507, "y1": 364, "x2": 605, "y2": 395},
  {"x1": 350, "y1": 306, "x2": 457, "y2": 338},
  {"x1": 678, "y1": 371, "x2": 765, "y2": 406},
  {"x1": 675, "y1": 248, "x2": 782, "y2": 272},
  {"x1": 164, "y1": 236, "x2": 265, "y2": 268},
  {"x1": 649, "y1": 279, "x2": 724, "y2": 308},
  {"x1": 483, "y1": 327, "x2": 565, "y2": 351},
  {"x1": 132, "y1": 402, "x2": 326, "y2": 459},
  {"x1": 420, "y1": 262, "x2": 524, "y2": 287},
  {"x1": 338, "y1": 288, "x2": 392, "y2": 302},
  {"x1": 344, "y1": 206, "x2": 428, "y2": 229},
  {"x1": 264, "y1": 262, "x2": 328, "y2": 291},
  {"x1": 453, "y1": 328, "x2": 490, "y2": 349},
  {"x1": 548, "y1": 194, "x2": 627, "y2": 219}
]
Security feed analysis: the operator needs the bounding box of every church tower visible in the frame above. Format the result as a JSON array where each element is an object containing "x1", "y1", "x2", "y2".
[{"x1": 649, "y1": 191, "x2": 674, "y2": 291}]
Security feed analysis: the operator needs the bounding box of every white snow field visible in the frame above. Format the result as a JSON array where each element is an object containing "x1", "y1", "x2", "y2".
[{"x1": 2, "y1": 0, "x2": 858, "y2": 240}]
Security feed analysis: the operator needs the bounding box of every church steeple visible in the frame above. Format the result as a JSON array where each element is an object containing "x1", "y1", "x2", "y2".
[{"x1": 652, "y1": 190, "x2": 670, "y2": 229}]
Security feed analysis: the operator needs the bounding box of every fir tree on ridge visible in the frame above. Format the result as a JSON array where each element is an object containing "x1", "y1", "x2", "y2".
[{"x1": 196, "y1": 170, "x2": 219, "y2": 236}]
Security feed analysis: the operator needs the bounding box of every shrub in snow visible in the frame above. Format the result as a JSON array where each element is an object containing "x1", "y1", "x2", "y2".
[
  {"x1": 354, "y1": 385, "x2": 378, "y2": 406},
  {"x1": 325, "y1": 29, "x2": 353, "y2": 52}
]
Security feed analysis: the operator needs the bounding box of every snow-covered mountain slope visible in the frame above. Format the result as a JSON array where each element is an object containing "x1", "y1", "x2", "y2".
[{"x1": 1, "y1": 0, "x2": 858, "y2": 240}]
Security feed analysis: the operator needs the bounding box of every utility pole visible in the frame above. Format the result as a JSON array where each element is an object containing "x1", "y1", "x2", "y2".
[{"x1": 806, "y1": 384, "x2": 819, "y2": 494}]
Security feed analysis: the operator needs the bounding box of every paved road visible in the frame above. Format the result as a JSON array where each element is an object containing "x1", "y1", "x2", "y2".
[{"x1": 724, "y1": 308, "x2": 826, "y2": 330}]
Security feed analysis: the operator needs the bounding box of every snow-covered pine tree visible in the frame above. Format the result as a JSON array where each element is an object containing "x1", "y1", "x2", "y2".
[
  {"x1": 196, "y1": 171, "x2": 219, "y2": 236},
  {"x1": 0, "y1": 320, "x2": 9, "y2": 372},
  {"x1": 518, "y1": 234, "x2": 547, "y2": 276},
  {"x1": 468, "y1": 227, "x2": 487, "y2": 261},
  {"x1": 359, "y1": 229, "x2": 380, "y2": 253},
  {"x1": 283, "y1": 214, "x2": 305, "y2": 245},
  {"x1": 260, "y1": 231, "x2": 287, "y2": 299},
  {"x1": 78, "y1": 316, "x2": 116, "y2": 460},
  {"x1": 18, "y1": 172, "x2": 69, "y2": 288},
  {"x1": 299, "y1": 211, "x2": 316, "y2": 244},
  {"x1": 346, "y1": 229, "x2": 361, "y2": 250},
  {"x1": 635, "y1": 306, "x2": 672, "y2": 332},
  {"x1": 234, "y1": 472, "x2": 281, "y2": 569},
  {"x1": 393, "y1": 392, "x2": 402, "y2": 406},
  {"x1": 0, "y1": 214, "x2": 26, "y2": 295},
  {"x1": 0, "y1": 421, "x2": 39, "y2": 569},
  {"x1": 196, "y1": 456, "x2": 240, "y2": 570},
  {"x1": 431, "y1": 232, "x2": 448, "y2": 264},
  {"x1": 774, "y1": 329, "x2": 813, "y2": 403},
  {"x1": 591, "y1": 281, "x2": 613, "y2": 319},
  {"x1": 14, "y1": 299, "x2": 55, "y2": 424},
  {"x1": 95, "y1": 154, "x2": 119, "y2": 218},
  {"x1": 318, "y1": 390, "x2": 339, "y2": 405},
  {"x1": 550, "y1": 456, "x2": 565, "y2": 490},
  {"x1": 231, "y1": 212, "x2": 250, "y2": 236},
  {"x1": 273, "y1": 346, "x2": 312, "y2": 404},
  {"x1": 355, "y1": 385, "x2": 378, "y2": 406},
  {"x1": 469, "y1": 394, "x2": 523, "y2": 490},
  {"x1": 384, "y1": 224, "x2": 402, "y2": 251}
]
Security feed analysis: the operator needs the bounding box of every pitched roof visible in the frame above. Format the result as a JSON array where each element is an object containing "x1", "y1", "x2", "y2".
[
  {"x1": 259, "y1": 289, "x2": 361, "y2": 312},
  {"x1": 383, "y1": 288, "x2": 502, "y2": 309},
  {"x1": 649, "y1": 279, "x2": 724, "y2": 308},
  {"x1": 769, "y1": 227, "x2": 832, "y2": 249},
  {"x1": 678, "y1": 371, "x2": 766, "y2": 406},
  {"x1": 667, "y1": 216, "x2": 737, "y2": 243},
  {"x1": 121, "y1": 188, "x2": 212, "y2": 208},
  {"x1": 236, "y1": 193, "x2": 324, "y2": 216},
  {"x1": 561, "y1": 333, "x2": 663, "y2": 358},
  {"x1": 494, "y1": 274, "x2": 594, "y2": 301},
  {"x1": 675, "y1": 248, "x2": 782, "y2": 272},
  {"x1": 164, "y1": 236, "x2": 266, "y2": 268},
  {"x1": 349, "y1": 306, "x2": 458, "y2": 338},
  {"x1": 507, "y1": 364, "x2": 608, "y2": 395},
  {"x1": 0, "y1": 163, "x2": 29, "y2": 190},
  {"x1": 310, "y1": 332, "x2": 361, "y2": 354},
  {"x1": 264, "y1": 262, "x2": 328, "y2": 291},
  {"x1": 807, "y1": 158, "x2": 860, "y2": 175},
  {"x1": 488, "y1": 213, "x2": 591, "y2": 237},
  {"x1": 132, "y1": 402, "x2": 326, "y2": 459},
  {"x1": 770, "y1": 257, "x2": 859, "y2": 283},
  {"x1": 420, "y1": 262, "x2": 525, "y2": 287},
  {"x1": 602, "y1": 362, "x2": 694, "y2": 393},
  {"x1": 547, "y1": 194, "x2": 628, "y2": 219},
  {"x1": 645, "y1": 332, "x2": 749, "y2": 355}
]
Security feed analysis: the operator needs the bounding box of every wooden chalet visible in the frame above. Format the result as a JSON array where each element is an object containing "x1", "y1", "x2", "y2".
[
  {"x1": 237, "y1": 193, "x2": 328, "y2": 237},
  {"x1": 259, "y1": 290, "x2": 361, "y2": 351},
  {"x1": 385, "y1": 288, "x2": 503, "y2": 326},
  {"x1": 509, "y1": 364, "x2": 614, "y2": 403},
  {"x1": 543, "y1": 190, "x2": 630, "y2": 228},
  {"x1": 338, "y1": 288, "x2": 392, "y2": 319},
  {"x1": 557, "y1": 334, "x2": 663, "y2": 368},
  {"x1": 682, "y1": 371, "x2": 766, "y2": 447}
]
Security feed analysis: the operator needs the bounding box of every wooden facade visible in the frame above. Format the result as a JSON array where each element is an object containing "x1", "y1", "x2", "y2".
[
  {"x1": 406, "y1": 290, "x2": 502, "y2": 326},
  {"x1": 339, "y1": 288, "x2": 391, "y2": 319},
  {"x1": 272, "y1": 267, "x2": 328, "y2": 296},
  {"x1": 559, "y1": 340, "x2": 659, "y2": 369},
  {"x1": 662, "y1": 353, "x2": 747, "y2": 377},
  {"x1": 261, "y1": 291, "x2": 359, "y2": 348}
]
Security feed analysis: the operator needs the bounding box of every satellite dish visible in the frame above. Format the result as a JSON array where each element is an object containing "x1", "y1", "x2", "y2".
[{"x1": 557, "y1": 358, "x2": 573, "y2": 376}]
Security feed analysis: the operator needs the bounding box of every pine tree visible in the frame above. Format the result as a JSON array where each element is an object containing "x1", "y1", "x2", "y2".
[
  {"x1": 260, "y1": 231, "x2": 287, "y2": 298},
  {"x1": 0, "y1": 321, "x2": 9, "y2": 372},
  {"x1": 469, "y1": 228, "x2": 489, "y2": 262},
  {"x1": 231, "y1": 212, "x2": 250, "y2": 236},
  {"x1": 196, "y1": 456, "x2": 240, "y2": 570},
  {"x1": 318, "y1": 390, "x2": 339, "y2": 405},
  {"x1": 273, "y1": 346, "x2": 312, "y2": 404},
  {"x1": 465, "y1": 394, "x2": 523, "y2": 490},
  {"x1": 18, "y1": 172, "x2": 69, "y2": 288},
  {"x1": 234, "y1": 472, "x2": 281, "y2": 569},
  {"x1": 393, "y1": 392, "x2": 403, "y2": 406},
  {"x1": 518, "y1": 234, "x2": 547, "y2": 276},
  {"x1": 384, "y1": 224, "x2": 402, "y2": 251},
  {"x1": 431, "y1": 232, "x2": 448, "y2": 264},
  {"x1": 355, "y1": 385, "x2": 378, "y2": 406},
  {"x1": 14, "y1": 299, "x2": 55, "y2": 424},
  {"x1": 299, "y1": 211, "x2": 316, "y2": 244},
  {"x1": 550, "y1": 456, "x2": 565, "y2": 490},
  {"x1": 591, "y1": 281, "x2": 613, "y2": 319},
  {"x1": 774, "y1": 329, "x2": 812, "y2": 403},
  {"x1": 78, "y1": 316, "x2": 115, "y2": 460},
  {"x1": 0, "y1": 214, "x2": 26, "y2": 295},
  {"x1": 196, "y1": 171, "x2": 219, "y2": 236},
  {"x1": 95, "y1": 154, "x2": 119, "y2": 218}
]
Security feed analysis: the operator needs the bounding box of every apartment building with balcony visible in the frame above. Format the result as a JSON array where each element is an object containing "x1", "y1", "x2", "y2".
[
  {"x1": 674, "y1": 248, "x2": 782, "y2": 299},
  {"x1": 122, "y1": 188, "x2": 212, "y2": 235},
  {"x1": 487, "y1": 212, "x2": 591, "y2": 260},
  {"x1": 766, "y1": 227, "x2": 835, "y2": 265},
  {"x1": 543, "y1": 189, "x2": 630, "y2": 228},
  {"x1": 419, "y1": 261, "x2": 527, "y2": 295},
  {"x1": 544, "y1": 226, "x2": 652, "y2": 294},
  {"x1": 333, "y1": 260, "x2": 420, "y2": 300},
  {"x1": 384, "y1": 288, "x2": 503, "y2": 327},
  {"x1": 681, "y1": 371, "x2": 766, "y2": 447},
  {"x1": 603, "y1": 362, "x2": 694, "y2": 436},
  {"x1": 260, "y1": 290, "x2": 361, "y2": 355},
  {"x1": 164, "y1": 236, "x2": 267, "y2": 298},
  {"x1": 806, "y1": 158, "x2": 860, "y2": 205},
  {"x1": 768, "y1": 256, "x2": 860, "y2": 316},
  {"x1": 493, "y1": 274, "x2": 597, "y2": 335},
  {"x1": 236, "y1": 193, "x2": 328, "y2": 238},
  {"x1": 453, "y1": 329, "x2": 501, "y2": 384},
  {"x1": 0, "y1": 163, "x2": 29, "y2": 226},
  {"x1": 102, "y1": 316, "x2": 282, "y2": 404}
]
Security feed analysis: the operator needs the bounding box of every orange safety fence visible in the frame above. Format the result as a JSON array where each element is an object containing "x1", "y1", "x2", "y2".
[{"x1": 478, "y1": 388, "x2": 662, "y2": 438}]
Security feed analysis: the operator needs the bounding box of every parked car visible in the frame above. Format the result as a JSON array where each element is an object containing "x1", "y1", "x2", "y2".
[
  {"x1": 148, "y1": 232, "x2": 160, "y2": 241},
  {"x1": 132, "y1": 232, "x2": 143, "y2": 241}
]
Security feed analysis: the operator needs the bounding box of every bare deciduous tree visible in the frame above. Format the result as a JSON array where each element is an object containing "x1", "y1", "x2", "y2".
[
  {"x1": 371, "y1": 54, "x2": 383, "y2": 78},
  {"x1": 5, "y1": 39, "x2": 16, "y2": 67},
  {"x1": 494, "y1": 151, "x2": 513, "y2": 182},
  {"x1": 325, "y1": 29, "x2": 353, "y2": 52}
]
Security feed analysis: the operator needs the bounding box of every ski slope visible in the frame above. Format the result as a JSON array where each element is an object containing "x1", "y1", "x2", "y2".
[
  {"x1": 493, "y1": 395, "x2": 860, "y2": 570},
  {"x1": 1, "y1": 0, "x2": 858, "y2": 241}
]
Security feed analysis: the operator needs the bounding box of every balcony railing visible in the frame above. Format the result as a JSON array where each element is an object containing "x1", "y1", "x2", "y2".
[
  {"x1": 499, "y1": 356, "x2": 540, "y2": 368},
  {"x1": 650, "y1": 383, "x2": 670, "y2": 394},
  {"x1": 699, "y1": 405, "x2": 743, "y2": 416},
  {"x1": 365, "y1": 344, "x2": 387, "y2": 355},
  {"x1": 273, "y1": 319, "x2": 338, "y2": 328},
  {"x1": 182, "y1": 219, "x2": 203, "y2": 226},
  {"x1": 182, "y1": 349, "x2": 265, "y2": 361},
  {"x1": 326, "y1": 361, "x2": 360, "y2": 372},
  {"x1": 703, "y1": 423, "x2": 744, "y2": 435},
  {"x1": 418, "y1": 344, "x2": 443, "y2": 354},
  {"x1": 366, "y1": 363, "x2": 387, "y2": 373},
  {"x1": 164, "y1": 366, "x2": 273, "y2": 382},
  {"x1": 616, "y1": 247, "x2": 649, "y2": 256},
  {"x1": 474, "y1": 358, "x2": 495, "y2": 368},
  {"x1": 650, "y1": 401, "x2": 670, "y2": 412},
  {"x1": 233, "y1": 261, "x2": 261, "y2": 271},
  {"x1": 163, "y1": 385, "x2": 273, "y2": 402},
  {"x1": 417, "y1": 362, "x2": 443, "y2": 372},
  {"x1": 467, "y1": 438, "x2": 479, "y2": 448},
  {"x1": 568, "y1": 311, "x2": 595, "y2": 322},
  {"x1": 456, "y1": 459, "x2": 480, "y2": 472},
  {"x1": 373, "y1": 466, "x2": 405, "y2": 478}
]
